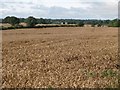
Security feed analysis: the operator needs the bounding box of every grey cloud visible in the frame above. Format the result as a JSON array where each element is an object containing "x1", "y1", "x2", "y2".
[{"x1": 0, "y1": 1, "x2": 118, "y2": 19}]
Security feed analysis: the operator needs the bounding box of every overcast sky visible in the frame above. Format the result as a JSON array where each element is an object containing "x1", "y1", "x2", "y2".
[{"x1": 0, "y1": 0, "x2": 119, "y2": 19}]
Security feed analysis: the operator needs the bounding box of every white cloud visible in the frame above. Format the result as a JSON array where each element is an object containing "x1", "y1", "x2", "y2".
[{"x1": 0, "y1": 0, "x2": 119, "y2": 19}]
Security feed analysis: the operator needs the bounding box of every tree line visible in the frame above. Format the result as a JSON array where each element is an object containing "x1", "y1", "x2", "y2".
[{"x1": 1, "y1": 16, "x2": 120, "y2": 28}]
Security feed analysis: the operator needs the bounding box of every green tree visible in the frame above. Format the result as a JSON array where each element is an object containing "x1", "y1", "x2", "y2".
[
  {"x1": 91, "y1": 23, "x2": 96, "y2": 27},
  {"x1": 3, "y1": 16, "x2": 20, "y2": 26},
  {"x1": 78, "y1": 22, "x2": 84, "y2": 27},
  {"x1": 26, "y1": 16, "x2": 37, "y2": 27},
  {"x1": 97, "y1": 23, "x2": 102, "y2": 27},
  {"x1": 108, "y1": 19, "x2": 120, "y2": 27}
]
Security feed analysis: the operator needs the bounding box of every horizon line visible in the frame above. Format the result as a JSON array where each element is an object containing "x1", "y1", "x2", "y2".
[{"x1": 0, "y1": 16, "x2": 118, "y2": 20}]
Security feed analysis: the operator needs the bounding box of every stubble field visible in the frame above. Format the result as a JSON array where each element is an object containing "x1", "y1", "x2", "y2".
[{"x1": 2, "y1": 27, "x2": 119, "y2": 88}]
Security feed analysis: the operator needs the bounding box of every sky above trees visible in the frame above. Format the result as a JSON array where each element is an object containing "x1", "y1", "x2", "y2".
[{"x1": 0, "y1": 0, "x2": 119, "y2": 19}]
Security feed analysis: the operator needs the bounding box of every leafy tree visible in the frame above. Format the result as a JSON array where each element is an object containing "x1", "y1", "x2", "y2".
[
  {"x1": 3, "y1": 16, "x2": 10, "y2": 23},
  {"x1": 78, "y1": 22, "x2": 84, "y2": 27},
  {"x1": 19, "y1": 18, "x2": 26, "y2": 23},
  {"x1": 108, "y1": 19, "x2": 120, "y2": 27},
  {"x1": 26, "y1": 16, "x2": 37, "y2": 27},
  {"x1": 108, "y1": 21, "x2": 113, "y2": 27},
  {"x1": 3, "y1": 16, "x2": 20, "y2": 26},
  {"x1": 91, "y1": 23, "x2": 96, "y2": 27},
  {"x1": 113, "y1": 19, "x2": 120, "y2": 27}
]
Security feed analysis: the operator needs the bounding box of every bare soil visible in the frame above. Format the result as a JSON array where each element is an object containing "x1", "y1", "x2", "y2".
[{"x1": 2, "y1": 27, "x2": 118, "y2": 88}]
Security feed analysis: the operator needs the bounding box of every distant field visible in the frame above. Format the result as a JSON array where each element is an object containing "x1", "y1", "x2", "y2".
[
  {"x1": 0, "y1": 23, "x2": 12, "y2": 27},
  {"x1": 2, "y1": 27, "x2": 118, "y2": 88}
]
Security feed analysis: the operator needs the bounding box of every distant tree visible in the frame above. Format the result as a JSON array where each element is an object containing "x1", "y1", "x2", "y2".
[
  {"x1": 19, "y1": 18, "x2": 26, "y2": 23},
  {"x1": 91, "y1": 23, "x2": 96, "y2": 27},
  {"x1": 26, "y1": 16, "x2": 37, "y2": 27},
  {"x1": 108, "y1": 19, "x2": 120, "y2": 27},
  {"x1": 3, "y1": 16, "x2": 20, "y2": 26},
  {"x1": 78, "y1": 22, "x2": 84, "y2": 27},
  {"x1": 113, "y1": 19, "x2": 120, "y2": 27},
  {"x1": 97, "y1": 23, "x2": 102, "y2": 27},
  {"x1": 108, "y1": 21, "x2": 113, "y2": 27},
  {"x1": 37, "y1": 18, "x2": 44, "y2": 24},
  {"x1": 113, "y1": 21, "x2": 118, "y2": 27},
  {"x1": 62, "y1": 22, "x2": 65, "y2": 24},
  {"x1": 3, "y1": 16, "x2": 10, "y2": 23}
]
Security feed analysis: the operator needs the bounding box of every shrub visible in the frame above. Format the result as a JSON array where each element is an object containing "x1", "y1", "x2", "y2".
[
  {"x1": 26, "y1": 16, "x2": 37, "y2": 27},
  {"x1": 3, "y1": 16, "x2": 20, "y2": 26},
  {"x1": 97, "y1": 23, "x2": 102, "y2": 27},
  {"x1": 91, "y1": 23, "x2": 95, "y2": 27},
  {"x1": 78, "y1": 22, "x2": 84, "y2": 27},
  {"x1": 108, "y1": 19, "x2": 120, "y2": 27}
]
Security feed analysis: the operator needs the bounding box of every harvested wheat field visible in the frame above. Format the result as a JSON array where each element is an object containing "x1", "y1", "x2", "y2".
[{"x1": 2, "y1": 27, "x2": 119, "y2": 88}]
